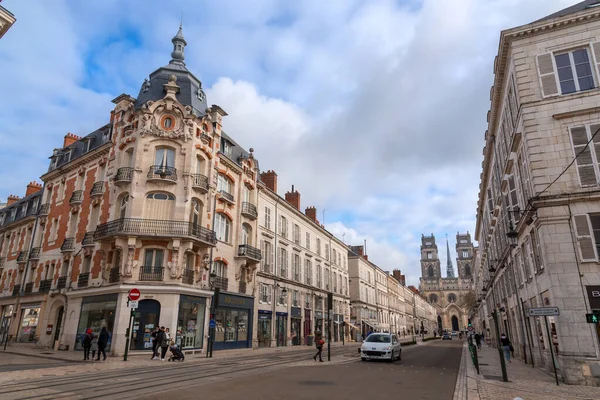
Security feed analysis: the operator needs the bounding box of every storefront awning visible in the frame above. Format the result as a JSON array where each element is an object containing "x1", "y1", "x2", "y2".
[
  {"x1": 363, "y1": 321, "x2": 375, "y2": 329},
  {"x1": 346, "y1": 322, "x2": 360, "y2": 331}
]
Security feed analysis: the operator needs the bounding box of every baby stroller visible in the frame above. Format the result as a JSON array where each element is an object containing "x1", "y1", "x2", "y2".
[{"x1": 168, "y1": 345, "x2": 185, "y2": 362}]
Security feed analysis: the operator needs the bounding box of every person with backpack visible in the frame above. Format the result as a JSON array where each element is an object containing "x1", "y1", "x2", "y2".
[
  {"x1": 82, "y1": 328, "x2": 93, "y2": 361},
  {"x1": 313, "y1": 329, "x2": 324, "y2": 362}
]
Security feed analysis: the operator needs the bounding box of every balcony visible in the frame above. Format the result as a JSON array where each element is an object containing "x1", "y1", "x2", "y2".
[
  {"x1": 90, "y1": 181, "x2": 104, "y2": 197},
  {"x1": 147, "y1": 165, "x2": 177, "y2": 183},
  {"x1": 94, "y1": 218, "x2": 217, "y2": 247},
  {"x1": 219, "y1": 190, "x2": 234, "y2": 204},
  {"x1": 39, "y1": 279, "x2": 52, "y2": 293},
  {"x1": 238, "y1": 244, "x2": 262, "y2": 263},
  {"x1": 109, "y1": 267, "x2": 120, "y2": 283},
  {"x1": 82, "y1": 231, "x2": 95, "y2": 247},
  {"x1": 38, "y1": 203, "x2": 50, "y2": 216},
  {"x1": 61, "y1": 237, "x2": 75, "y2": 252},
  {"x1": 17, "y1": 251, "x2": 28, "y2": 263},
  {"x1": 12, "y1": 284, "x2": 21, "y2": 297},
  {"x1": 24, "y1": 282, "x2": 33, "y2": 294},
  {"x1": 29, "y1": 247, "x2": 41, "y2": 260},
  {"x1": 182, "y1": 269, "x2": 194, "y2": 285},
  {"x1": 56, "y1": 276, "x2": 67, "y2": 290},
  {"x1": 211, "y1": 275, "x2": 228, "y2": 291},
  {"x1": 78, "y1": 272, "x2": 90, "y2": 287},
  {"x1": 115, "y1": 167, "x2": 134, "y2": 185},
  {"x1": 191, "y1": 174, "x2": 209, "y2": 193},
  {"x1": 241, "y1": 202, "x2": 258, "y2": 220},
  {"x1": 70, "y1": 190, "x2": 84, "y2": 205},
  {"x1": 139, "y1": 266, "x2": 164, "y2": 281}
]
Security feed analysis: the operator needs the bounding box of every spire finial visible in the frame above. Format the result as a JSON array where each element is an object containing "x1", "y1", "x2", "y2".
[
  {"x1": 170, "y1": 23, "x2": 187, "y2": 66},
  {"x1": 446, "y1": 234, "x2": 455, "y2": 278}
]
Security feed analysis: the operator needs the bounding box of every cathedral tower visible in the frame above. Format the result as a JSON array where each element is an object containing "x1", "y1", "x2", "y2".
[
  {"x1": 420, "y1": 234, "x2": 441, "y2": 280},
  {"x1": 455, "y1": 232, "x2": 474, "y2": 279}
]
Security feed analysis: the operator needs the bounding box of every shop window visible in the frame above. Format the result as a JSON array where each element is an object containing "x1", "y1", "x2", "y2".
[
  {"x1": 75, "y1": 295, "x2": 117, "y2": 351},
  {"x1": 17, "y1": 307, "x2": 40, "y2": 342},
  {"x1": 214, "y1": 309, "x2": 249, "y2": 343},
  {"x1": 177, "y1": 296, "x2": 206, "y2": 349}
]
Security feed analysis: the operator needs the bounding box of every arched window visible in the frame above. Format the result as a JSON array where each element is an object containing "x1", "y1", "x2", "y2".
[
  {"x1": 195, "y1": 155, "x2": 205, "y2": 175},
  {"x1": 448, "y1": 293, "x2": 457, "y2": 303},
  {"x1": 429, "y1": 294, "x2": 438, "y2": 304},
  {"x1": 464, "y1": 264, "x2": 471, "y2": 277},
  {"x1": 119, "y1": 194, "x2": 129, "y2": 219},
  {"x1": 241, "y1": 223, "x2": 252, "y2": 246},
  {"x1": 427, "y1": 265, "x2": 434, "y2": 277},
  {"x1": 190, "y1": 199, "x2": 202, "y2": 226},
  {"x1": 215, "y1": 213, "x2": 231, "y2": 242},
  {"x1": 217, "y1": 174, "x2": 232, "y2": 195},
  {"x1": 146, "y1": 193, "x2": 175, "y2": 200},
  {"x1": 213, "y1": 260, "x2": 227, "y2": 278},
  {"x1": 144, "y1": 192, "x2": 175, "y2": 220},
  {"x1": 154, "y1": 147, "x2": 175, "y2": 168}
]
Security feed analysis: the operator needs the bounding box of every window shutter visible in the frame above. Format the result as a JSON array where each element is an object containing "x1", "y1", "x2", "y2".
[
  {"x1": 591, "y1": 42, "x2": 600, "y2": 86},
  {"x1": 260, "y1": 240, "x2": 266, "y2": 272},
  {"x1": 569, "y1": 126, "x2": 598, "y2": 186},
  {"x1": 536, "y1": 53, "x2": 559, "y2": 97},
  {"x1": 573, "y1": 215, "x2": 597, "y2": 261}
]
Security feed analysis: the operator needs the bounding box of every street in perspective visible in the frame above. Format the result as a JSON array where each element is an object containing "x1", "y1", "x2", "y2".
[{"x1": 2, "y1": 1, "x2": 600, "y2": 399}]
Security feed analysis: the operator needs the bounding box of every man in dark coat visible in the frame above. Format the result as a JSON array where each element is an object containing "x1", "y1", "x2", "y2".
[
  {"x1": 151, "y1": 327, "x2": 160, "y2": 360},
  {"x1": 82, "y1": 328, "x2": 93, "y2": 360},
  {"x1": 96, "y1": 327, "x2": 109, "y2": 361},
  {"x1": 313, "y1": 329, "x2": 324, "y2": 362}
]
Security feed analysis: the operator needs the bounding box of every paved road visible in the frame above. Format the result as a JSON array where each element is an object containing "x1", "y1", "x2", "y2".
[
  {"x1": 0, "y1": 353, "x2": 77, "y2": 373},
  {"x1": 0, "y1": 340, "x2": 463, "y2": 399}
]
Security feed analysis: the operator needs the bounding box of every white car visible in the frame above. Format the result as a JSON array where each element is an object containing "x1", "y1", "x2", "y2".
[{"x1": 360, "y1": 333, "x2": 402, "y2": 362}]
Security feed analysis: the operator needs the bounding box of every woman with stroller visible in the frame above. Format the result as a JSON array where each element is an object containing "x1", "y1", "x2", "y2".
[{"x1": 168, "y1": 343, "x2": 185, "y2": 362}]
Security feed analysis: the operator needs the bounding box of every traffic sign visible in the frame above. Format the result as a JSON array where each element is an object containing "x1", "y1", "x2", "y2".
[
  {"x1": 526, "y1": 307, "x2": 559, "y2": 317},
  {"x1": 586, "y1": 313, "x2": 599, "y2": 324},
  {"x1": 467, "y1": 326, "x2": 474, "y2": 332},
  {"x1": 128, "y1": 300, "x2": 138, "y2": 309},
  {"x1": 209, "y1": 319, "x2": 216, "y2": 328},
  {"x1": 128, "y1": 288, "x2": 141, "y2": 301}
]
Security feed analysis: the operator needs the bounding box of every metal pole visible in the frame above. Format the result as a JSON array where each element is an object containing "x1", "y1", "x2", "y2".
[
  {"x1": 492, "y1": 310, "x2": 508, "y2": 382},
  {"x1": 544, "y1": 316, "x2": 559, "y2": 386},
  {"x1": 327, "y1": 292, "x2": 332, "y2": 361},
  {"x1": 206, "y1": 192, "x2": 218, "y2": 358},
  {"x1": 123, "y1": 305, "x2": 134, "y2": 361},
  {"x1": 522, "y1": 300, "x2": 535, "y2": 368}
]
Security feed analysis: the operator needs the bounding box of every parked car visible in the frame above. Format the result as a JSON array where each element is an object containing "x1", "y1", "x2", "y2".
[
  {"x1": 360, "y1": 333, "x2": 402, "y2": 362},
  {"x1": 442, "y1": 332, "x2": 452, "y2": 340}
]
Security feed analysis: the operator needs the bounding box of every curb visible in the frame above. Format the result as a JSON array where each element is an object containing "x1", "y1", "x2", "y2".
[{"x1": 1, "y1": 350, "x2": 82, "y2": 363}]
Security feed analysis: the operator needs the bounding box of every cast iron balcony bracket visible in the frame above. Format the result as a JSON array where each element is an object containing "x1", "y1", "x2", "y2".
[
  {"x1": 147, "y1": 165, "x2": 177, "y2": 182},
  {"x1": 70, "y1": 190, "x2": 84, "y2": 205},
  {"x1": 61, "y1": 237, "x2": 76, "y2": 252},
  {"x1": 219, "y1": 190, "x2": 235, "y2": 203},
  {"x1": 115, "y1": 167, "x2": 134, "y2": 183},
  {"x1": 191, "y1": 174, "x2": 209, "y2": 192},
  {"x1": 241, "y1": 202, "x2": 258, "y2": 219},
  {"x1": 90, "y1": 181, "x2": 104, "y2": 197},
  {"x1": 82, "y1": 231, "x2": 95, "y2": 247},
  {"x1": 238, "y1": 244, "x2": 262, "y2": 261}
]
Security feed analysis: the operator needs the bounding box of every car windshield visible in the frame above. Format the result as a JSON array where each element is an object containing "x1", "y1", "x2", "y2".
[{"x1": 365, "y1": 334, "x2": 391, "y2": 343}]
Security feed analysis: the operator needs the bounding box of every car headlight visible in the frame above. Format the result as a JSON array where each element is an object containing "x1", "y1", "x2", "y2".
[{"x1": 382, "y1": 346, "x2": 391, "y2": 351}]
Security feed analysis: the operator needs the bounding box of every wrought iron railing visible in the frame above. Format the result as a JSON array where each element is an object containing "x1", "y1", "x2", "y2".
[
  {"x1": 17, "y1": 251, "x2": 28, "y2": 263},
  {"x1": 90, "y1": 181, "x2": 104, "y2": 196},
  {"x1": 94, "y1": 218, "x2": 217, "y2": 245},
  {"x1": 56, "y1": 276, "x2": 67, "y2": 290},
  {"x1": 219, "y1": 190, "x2": 234, "y2": 203},
  {"x1": 211, "y1": 276, "x2": 228, "y2": 291},
  {"x1": 82, "y1": 231, "x2": 95, "y2": 246},
  {"x1": 29, "y1": 247, "x2": 41, "y2": 260},
  {"x1": 139, "y1": 266, "x2": 164, "y2": 281},
  {"x1": 39, "y1": 279, "x2": 52, "y2": 293},
  {"x1": 241, "y1": 202, "x2": 258, "y2": 219},
  {"x1": 24, "y1": 282, "x2": 33, "y2": 294},
  {"x1": 12, "y1": 284, "x2": 21, "y2": 296},
  {"x1": 182, "y1": 269, "x2": 194, "y2": 285},
  {"x1": 147, "y1": 165, "x2": 177, "y2": 181},
  {"x1": 61, "y1": 237, "x2": 75, "y2": 252},
  {"x1": 109, "y1": 267, "x2": 120, "y2": 283},
  {"x1": 115, "y1": 167, "x2": 134, "y2": 183},
  {"x1": 238, "y1": 244, "x2": 262, "y2": 261},
  {"x1": 70, "y1": 190, "x2": 84, "y2": 205},
  {"x1": 38, "y1": 203, "x2": 50, "y2": 216},
  {"x1": 78, "y1": 272, "x2": 90, "y2": 287},
  {"x1": 191, "y1": 174, "x2": 209, "y2": 191}
]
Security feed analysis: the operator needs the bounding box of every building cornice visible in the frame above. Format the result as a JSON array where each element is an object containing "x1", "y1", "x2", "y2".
[
  {"x1": 40, "y1": 142, "x2": 111, "y2": 182},
  {"x1": 0, "y1": 5, "x2": 16, "y2": 40}
]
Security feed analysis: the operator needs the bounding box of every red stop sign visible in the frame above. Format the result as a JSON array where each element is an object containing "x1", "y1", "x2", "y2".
[{"x1": 128, "y1": 288, "x2": 141, "y2": 301}]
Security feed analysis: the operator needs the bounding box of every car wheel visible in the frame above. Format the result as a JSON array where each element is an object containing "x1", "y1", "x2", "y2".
[
  {"x1": 361, "y1": 357, "x2": 367, "y2": 361},
  {"x1": 389, "y1": 350, "x2": 395, "y2": 363}
]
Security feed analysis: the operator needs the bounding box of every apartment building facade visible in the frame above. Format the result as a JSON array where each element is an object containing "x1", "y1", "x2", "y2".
[
  {"x1": 255, "y1": 171, "x2": 350, "y2": 347},
  {"x1": 0, "y1": 27, "x2": 262, "y2": 355},
  {"x1": 0, "y1": 0, "x2": 16, "y2": 40},
  {"x1": 473, "y1": 1, "x2": 600, "y2": 385}
]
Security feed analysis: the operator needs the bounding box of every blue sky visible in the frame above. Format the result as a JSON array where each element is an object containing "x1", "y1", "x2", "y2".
[{"x1": 0, "y1": 0, "x2": 575, "y2": 285}]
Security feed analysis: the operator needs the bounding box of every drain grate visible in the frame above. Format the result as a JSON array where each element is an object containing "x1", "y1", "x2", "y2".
[{"x1": 299, "y1": 381, "x2": 336, "y2": 386}]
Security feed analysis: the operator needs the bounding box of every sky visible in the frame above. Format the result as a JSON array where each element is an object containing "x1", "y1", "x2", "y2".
[{"x1": 0, "y1": 0, "x2": 576, "y2": 286}]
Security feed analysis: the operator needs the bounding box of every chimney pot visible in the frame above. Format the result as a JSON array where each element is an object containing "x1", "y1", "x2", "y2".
[
  {"x1": 305, "y1": 206, "x2": 318, "y2": 223},
  {"x1": 26, "y1": 181, "x2": 43, "y2": 197},
  {"x1": 285, "y1": 187, "x2": 301, "y2": 210},
  {"x1": 6, "y1": 195, "x2": 20, "y2": 206},
  {"x1": 260, "y1": 170, "x2": 278, "y2": 193},
  {"x1": 63, "y1": 132, "x2": 81, "y2": 148}
]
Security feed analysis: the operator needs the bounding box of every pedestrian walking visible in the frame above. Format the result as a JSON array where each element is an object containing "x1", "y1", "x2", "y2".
[
  {"x1": 82, "y1": 328, "x2": 93, "y2": 360},
  {"x1": 474, "y1": 332, "x2": 482, "y2": 350},
  {"x1": 90, "y1": 332, "x2": 99, "y2": 360},
  {"x1": 151, "y1": 327, "x2": 160, "y2": 360},
  {"x1": 313, "y1": 329, "x2": 324, "y2": 362},
  {"x1": 500, "y1": 333, "x2": 512, "y2": 363},
  {"x1": 96, "y1": 326, "x2": 109, "y2": 361},
  {"x1": 158, "y1": 326, "x2": 170, "y2": 361}
]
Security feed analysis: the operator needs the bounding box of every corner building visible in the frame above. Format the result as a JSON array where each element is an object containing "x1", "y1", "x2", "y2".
[
  {"x1": 472, "y1": 1, "x2": 600, "y2": 386},
  {"x1": 0, "y1": 27, "x2": 262, "y2": 355}
]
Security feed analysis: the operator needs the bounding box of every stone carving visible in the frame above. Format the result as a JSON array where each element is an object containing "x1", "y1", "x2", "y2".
[
  {"x1": 125, "y1": 244, "x2": 135, "y2": 277},
  {"x1": 142, "y1": 78, "x2": 151, "y2": 93},
  {"x1": 169, "y1": 246, "x2": 180, "y2": 278}
]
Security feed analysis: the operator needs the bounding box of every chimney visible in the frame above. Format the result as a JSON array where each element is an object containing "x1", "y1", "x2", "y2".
[
  {"x1": 63, "y1": 132, "x2": 81, "y2": 148},
  {"x1": 364, "y1": 255, "x2": 368, "y2": 261},
  {"x1": 260, "y1": 170, "x2": 278, "y2": 193},
  {"x1": 285, "y1": 185, "x2": 301, "y2": 210},
  {"x1": 305, "y1": 206, "x2": 318, "y2": 223},
  {"x1": 400, "y1": 274, "x2": 406, "y2": 286},
  {"x1": 26, "y1": 181, "x2": 42, "y2": 197},
  {"x1": 6, "y1": 195, "x2": 20, "y2": 206}
]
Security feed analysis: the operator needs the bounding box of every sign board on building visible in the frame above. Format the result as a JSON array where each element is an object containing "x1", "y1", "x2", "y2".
[
  {"x1": 128, "y1": 300, "x2": 139, "y2": 309},
  {"x1": 586, "y1": 286, "x2": 600, "y2": 309},
  {"x1": 526, "y1": 307, "x2": 560, "y2": 317},
  {"x1": 46, "y1": 324, "x2": 53, "y2": 334}
]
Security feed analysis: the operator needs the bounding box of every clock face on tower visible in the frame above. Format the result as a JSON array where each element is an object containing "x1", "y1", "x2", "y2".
[{"x1": 197, "y1": 88, "x2": 206, "y2": 102}]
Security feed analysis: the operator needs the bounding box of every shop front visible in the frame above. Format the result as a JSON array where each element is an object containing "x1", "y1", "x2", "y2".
[
  {"x1": 257, "y1": 310, "x2": 272, "y2": 348},
  {"x1": 17, "y1": 303, "x2": 41, "y2": 343},
  {"x1": 276, "y1": 312, "x2": 287, "y2": 347},
  {"x1": 333, "y1": 314, "x2": 343, "y2": 342},
  {"x1": 130, "y1": 299, "x2": 161, "y2": 351},
  {"x1": 213, "y1": 293, "x2": 254, "y2": 350},
  {"x1": 0, "y1": 305, "x2": 14, "y2": 345},
  {"x1": 75, "y1": 294, "x2": 117, "y2": 351},
  {"x1": 291, "y1": 307, "x2": 301, "y2": 346},
  {"x1": 176, "y1": 295, "x2": 206, "y2": 350}
]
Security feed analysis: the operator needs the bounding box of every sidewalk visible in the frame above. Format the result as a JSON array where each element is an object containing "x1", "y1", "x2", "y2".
[{"x1": 460, "y1": 343, "x2": 600, "y2": 400}]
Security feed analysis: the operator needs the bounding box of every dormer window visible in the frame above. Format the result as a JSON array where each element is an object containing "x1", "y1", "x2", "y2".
[
  {"x1": 84, "y1": 138, "x2": 95, "y2": 153},
  {"x1": 63, "y1": 150, "x2": 72, "y2": 163},
  {"x1": 223, "y1": 141, "x2": 232, "y2": 158}
]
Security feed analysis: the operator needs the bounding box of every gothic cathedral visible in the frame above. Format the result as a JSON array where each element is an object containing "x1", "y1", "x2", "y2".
[{"x1": 419, "y1": 233, "x2": 475, "y2": 333}]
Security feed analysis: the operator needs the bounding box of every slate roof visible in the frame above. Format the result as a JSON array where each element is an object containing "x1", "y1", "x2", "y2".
[
  {"x1": 535, "y1": 0, "x2": 600, "y2": 23},
  {"x1": 219, "y1": 131, "x2": 253, "y2": 168},
  {"x1": 49, "y1": 124, "x2": 112, "y2": 172},
  {"x1": 0, "y1": 191, "x2": 42, "y2": 229}
]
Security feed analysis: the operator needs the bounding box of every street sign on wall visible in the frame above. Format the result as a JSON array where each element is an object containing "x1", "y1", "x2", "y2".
[
  {"x1": 128, "y1": 288, "x2": 141, "y2": 301},
  {"x1": 526, "y1": 307, "x2": 559, "y2": 317},
  {"x1": 128, "y1": 300, "x2": 139, "y2": 309}
]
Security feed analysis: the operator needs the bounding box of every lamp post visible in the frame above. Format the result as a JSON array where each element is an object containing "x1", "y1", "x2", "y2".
[{"x1": 272, "y1": 284, "x2": 287, "y2": 347}]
